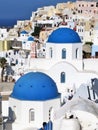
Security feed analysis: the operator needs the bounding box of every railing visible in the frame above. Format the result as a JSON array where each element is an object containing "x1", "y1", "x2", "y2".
[{"x1": 39, "y1": 120, "x2": 53, "y2": 130}]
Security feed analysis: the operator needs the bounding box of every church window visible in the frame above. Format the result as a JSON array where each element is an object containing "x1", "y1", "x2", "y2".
[
  {"x1": 49, "y1": 107, "x2": 53, "y2": 120},
  {"x1": 1, "y1": 34, "x2": 3, "y2": 37},
  {"x1": 50, "y1": 47, "x2": 53, "y2": 58},
  {"x1": 61, "y1": 72, "x2": 65, "y2": 83},
  {"x1": 82, "y1": 4, "x2": 84, "y2": 7},
  {"x1": 76, "y1": 48, "x2": 79, "y2": 59},
  {"x1": 78, "y1": 10, "x2": 80, "y2": 13},
  {"x1": 62, "y1": 48, "x2": 66, "y2": 59},
  {"x1": 23, "y1": 41, "x2": 26, "y2": 44},
  {"x1": 91, "y1": 4, "x2": 94, "y2": 7},
  {"x1": 29, "y1": 109, "x2": 35, "y2": 122},
  {"x1": 89, "y1": 31, "x2": 92, "y2": 36}
]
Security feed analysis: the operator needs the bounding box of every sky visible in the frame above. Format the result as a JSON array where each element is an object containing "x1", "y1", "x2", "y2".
[{"x1": 0, "y1": 0, "x2": 75, "y2": 27}]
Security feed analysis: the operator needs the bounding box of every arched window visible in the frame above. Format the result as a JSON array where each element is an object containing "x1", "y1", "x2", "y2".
[
  {"x1": 76, "y1": 48, "x2": 79, "y2": 59},
  {"x1": 61, "y1": 72, "x2": 65, "y2": 83},
  {"x1": 29, "y1": 109, "x2": 35, "y2": 122},
  {"x1": 62, "y1": 48, "x2": 66, "y2": 59},
  {"x1": 49, "y1": 47, "x2": 53, "y2": 58}
]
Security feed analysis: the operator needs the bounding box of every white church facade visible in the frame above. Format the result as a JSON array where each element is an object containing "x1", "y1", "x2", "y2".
[
  {"x1": 28, "y1": 27, "x2": 98, "y2": 94},
  {"x1": 9, "y1": 72, "x2": 61, "y2": 130}
]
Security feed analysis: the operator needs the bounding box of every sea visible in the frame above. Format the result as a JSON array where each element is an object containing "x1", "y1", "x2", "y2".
[{"x1": 0, "y1": 0, "x2": 75, "y2": 27}]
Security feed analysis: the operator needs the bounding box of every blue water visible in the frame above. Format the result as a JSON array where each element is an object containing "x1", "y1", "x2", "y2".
[
  {"x1": 0, "y1": 19, "x2": 17, "y2": 27},
  {"x1": 0, "y1": 0, "x2": 75, "y2": 27}
]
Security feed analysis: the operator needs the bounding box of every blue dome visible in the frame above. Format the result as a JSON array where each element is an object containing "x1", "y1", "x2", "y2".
[
  {"x1": 28, "y1": 36, "x2": 34, "y2": 41},
  {"x1": 10, "y1": 72, "x2": 60, "y2": 101},
  {"x1": 47, "y1": 27, "x2": 81, "y2": 43},
  {"x1": 20, "y1": 30, "x2": 28, "y2": 34}
]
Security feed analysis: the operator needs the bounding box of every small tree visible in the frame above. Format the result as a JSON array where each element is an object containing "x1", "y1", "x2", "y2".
[
  {"x1": 31, "y1": 26, "x2": 42, "y2": 37},
  {"x1": 0, "y1": 57, "x2": 7, "y2": 82}
]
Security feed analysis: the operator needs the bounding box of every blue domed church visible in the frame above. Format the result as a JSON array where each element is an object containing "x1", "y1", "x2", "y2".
[
  {"x1": 46, "y1": 27, "x2": 82, "y2": 65},
  {"x1": 8, "y1": 27, "x2": 96, "y2": 130},
  {"x1": 29, "y1": 27, "x2": 83, "y2": 94},
  {"x1": 9, "y1": 72, "x2": 60, "y2": 130}
]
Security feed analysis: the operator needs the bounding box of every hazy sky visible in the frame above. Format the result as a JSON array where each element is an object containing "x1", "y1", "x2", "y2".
[{"x1": 0, "y1": 0, "x2": 75, "y2": 26}]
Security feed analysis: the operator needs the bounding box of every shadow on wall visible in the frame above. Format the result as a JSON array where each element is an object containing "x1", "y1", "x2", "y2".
[{"x1": 3, "y1": 107, "x2": 16, "y2": 130}]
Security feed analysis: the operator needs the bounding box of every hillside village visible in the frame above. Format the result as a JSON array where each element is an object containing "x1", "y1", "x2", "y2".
[{"x1": 1, "y1": 1, "x2": 98, "y2": 130}]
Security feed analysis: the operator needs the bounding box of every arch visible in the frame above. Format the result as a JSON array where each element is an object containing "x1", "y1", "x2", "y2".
[
  {"x1": 29, "y1": 108, "x2": 35, "y2": 122},
  {"x1": 62, "y1": 48, "x2": 66, "y2": 59},
  {"x1": 49, "y1": 47, "x2": 53, "y2": 58},
  {"x1": 61, "y1": 72, "x2": 66, "y2": 83}
]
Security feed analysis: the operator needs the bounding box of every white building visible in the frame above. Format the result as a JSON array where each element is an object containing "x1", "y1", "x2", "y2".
[
  {"x1": 0, "y1": 28, "x2": 8, "y2": 40},
  {"x1": 92, "y1": 22, "x2": 98, "y2": 57},
  {"x1": 29, "y1": 27, "x2": 98, "y2": 94},
  {"x1": 9, "y1": 72, "x2": 61, "y2": 130}
]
